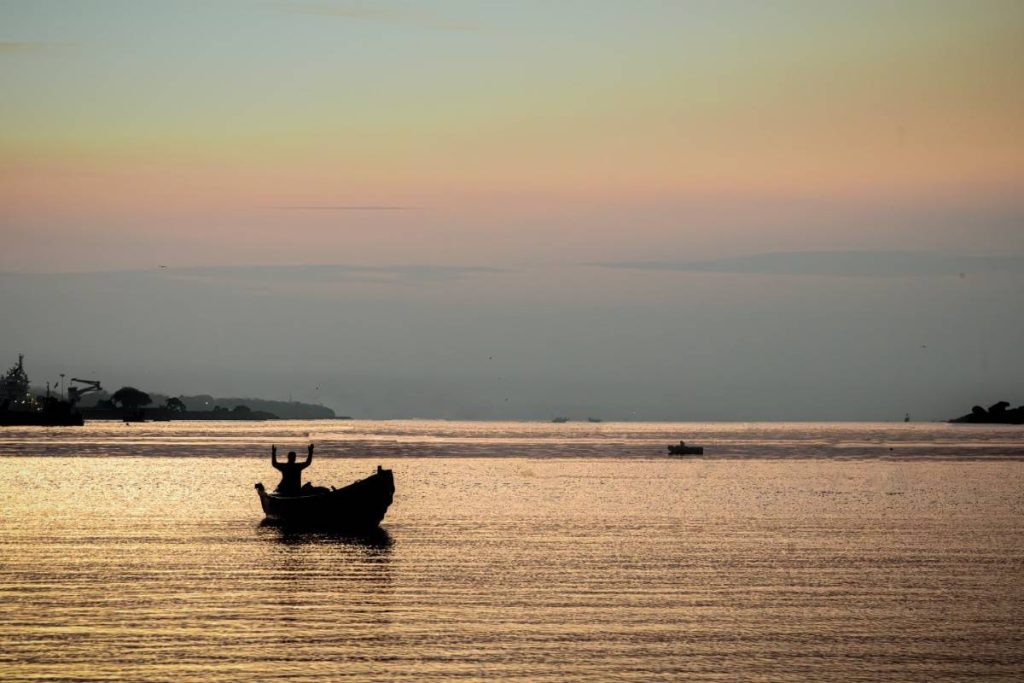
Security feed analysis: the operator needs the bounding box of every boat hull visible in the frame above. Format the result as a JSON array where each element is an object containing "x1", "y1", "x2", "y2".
[
  {"x1": 255, "y1": 467, "x2": 394, "y2": 530},
  {"x1": 667, "y1": 446, "x2": 704, "y2": 455}
]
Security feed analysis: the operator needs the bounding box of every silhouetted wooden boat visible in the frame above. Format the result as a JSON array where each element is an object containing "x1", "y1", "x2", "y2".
[
  {"x1": 255, "y1": 466, "x2": 394, "y2": 530},
  {"x1": 667, "y1": 441, "x2": 704, "y2": 455}
]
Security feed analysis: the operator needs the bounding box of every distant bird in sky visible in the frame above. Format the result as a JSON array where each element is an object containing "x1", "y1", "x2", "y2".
[{"x1": 159, "y1": 265, "x2": 167, "y2": 269}]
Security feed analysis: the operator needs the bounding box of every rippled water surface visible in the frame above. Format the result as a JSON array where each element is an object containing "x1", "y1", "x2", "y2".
[{"x1": 1, "y1": 421, "x2": 1023, "y2": 681}]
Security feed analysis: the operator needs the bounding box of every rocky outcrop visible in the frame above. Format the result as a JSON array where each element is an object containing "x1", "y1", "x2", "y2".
[{"x1": 950, "y1": 401, "x2": 1024, "y2": 424}]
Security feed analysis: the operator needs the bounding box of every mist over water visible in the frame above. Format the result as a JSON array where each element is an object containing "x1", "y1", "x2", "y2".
[
  {"x1": 2, "y1": 421, "x2": 1023, "y2": 681},
  {"x1": 4, "y1": 260, "x2": 1022, "y2": 422}
]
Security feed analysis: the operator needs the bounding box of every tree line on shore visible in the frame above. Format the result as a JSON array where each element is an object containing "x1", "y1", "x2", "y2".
[
  {"x1": 98, "y1": 387, "x2": 250, "y2": 415},
  {"x1": 80, "y1": 387, "x2": 339, "y2": 419}
]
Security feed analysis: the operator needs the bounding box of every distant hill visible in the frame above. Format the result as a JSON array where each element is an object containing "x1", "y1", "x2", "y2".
[
  {"x1": 950, "y1": 401, "x2": 1024, "y2": 425},
  {"x1": 72, "y1": 389, "x2": 342, "y2": 419},
  {"x1": 177, "y1": 394, "x2": 340, "y2": 419}
]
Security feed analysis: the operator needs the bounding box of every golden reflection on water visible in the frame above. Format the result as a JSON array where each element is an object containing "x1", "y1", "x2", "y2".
[{"x1": 1, "y1": 424, "x2": 1024, "y2": 681}]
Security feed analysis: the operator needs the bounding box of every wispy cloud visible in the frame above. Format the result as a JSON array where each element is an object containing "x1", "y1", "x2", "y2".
[
  {"x1": 0, "y1": 264, "x2": 504, "y2": 298},
  {"x1": 591, "y1": 251, "x2": 1024, "y2": 278},
  {"x1": 1, "y1": 263, "x2": 503, "y2": 282},
  {"x1": 165, "y1": 263, "x2": 503, "y2": 285},
  {"x1": 278, "y1": 2, "x2": 486, "y2": 31},
  {"x1": 271, "y1": 205, "x2": 418, "y2": 211},
  {"x1": 0, "y1": 41, "x2": 73, "y2": 53}
]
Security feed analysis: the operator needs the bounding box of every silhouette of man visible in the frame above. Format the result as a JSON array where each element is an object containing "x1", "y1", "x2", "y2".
[{"x1": 271, "y1": 443, "x2": 313, "y2": 495}]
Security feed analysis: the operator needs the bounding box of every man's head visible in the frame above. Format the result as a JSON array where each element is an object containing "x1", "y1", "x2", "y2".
[{"x1": 287, "y1": 451, "x2": 297, "y2": 463}]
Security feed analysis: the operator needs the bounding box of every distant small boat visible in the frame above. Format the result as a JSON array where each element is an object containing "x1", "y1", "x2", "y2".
[
  {"x1": 552, "y1": 416, "x2": 569, "y2": 423},
  {"x1": 255, "y1": 466, "x2": 394, "y2": 530},
  {"x1": 587, "y1": 417, "x2": 603, "y2": 423},
  {"x1": 667, "y1": 441, "x2": 704, "y2": 455}
]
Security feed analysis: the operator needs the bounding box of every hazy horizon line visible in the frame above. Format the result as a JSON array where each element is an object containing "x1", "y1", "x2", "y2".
[{"x1": 5, "y1": 249, "x2": 1024, "y2": 277}]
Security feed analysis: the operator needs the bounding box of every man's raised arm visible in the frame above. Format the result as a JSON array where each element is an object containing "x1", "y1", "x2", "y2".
[
  {"x1": 271, "y1": 445, "x2": 282, "y2": 470},
  {"x1": 302, "y1": 443, "x2": 314, "y2": 468}
]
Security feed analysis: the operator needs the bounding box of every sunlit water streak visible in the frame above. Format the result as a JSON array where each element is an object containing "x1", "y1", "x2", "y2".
[
  {"x1": 1, "y1": 421, "x2": 1022, "y2": 681},
  {"x1": 2, "y1": 420, "x2": 1023, "y2": 459}
]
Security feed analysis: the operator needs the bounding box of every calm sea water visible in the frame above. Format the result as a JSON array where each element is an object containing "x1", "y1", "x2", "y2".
[{"x1": 1, "y1": 421, "x2": 1023, "y2": 682}]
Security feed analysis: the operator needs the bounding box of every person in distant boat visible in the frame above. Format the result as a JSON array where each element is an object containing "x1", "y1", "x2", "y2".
[{"x1": 272, "y1": 443, "x2": 313, "y2": 496}]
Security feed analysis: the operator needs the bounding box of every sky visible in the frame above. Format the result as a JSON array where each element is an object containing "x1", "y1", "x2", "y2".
[{"x1": 2, "y1": 1, "x2": 1023, "y2": 419}]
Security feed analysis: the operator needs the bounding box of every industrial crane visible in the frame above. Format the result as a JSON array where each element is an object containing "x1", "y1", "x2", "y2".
[{"x1": 67, "y1": 378, "x2": 103, "y2": 406}]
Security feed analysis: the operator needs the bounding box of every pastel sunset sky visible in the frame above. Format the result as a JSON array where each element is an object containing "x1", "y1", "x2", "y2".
[{"x1": 2, "y1": 1, "x2": 1022, "y2": 419}]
